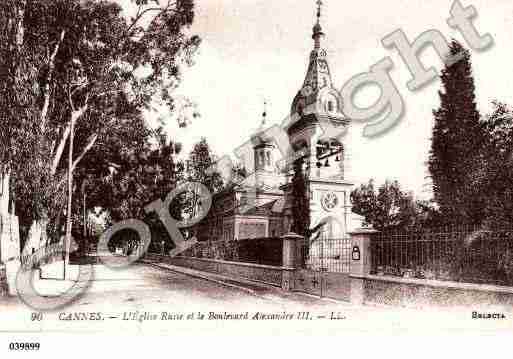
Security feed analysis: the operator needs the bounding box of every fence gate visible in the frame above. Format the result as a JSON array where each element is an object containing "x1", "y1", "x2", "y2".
[{"x1": 294, "y1": 237, "x2": 352, "y2": 301}]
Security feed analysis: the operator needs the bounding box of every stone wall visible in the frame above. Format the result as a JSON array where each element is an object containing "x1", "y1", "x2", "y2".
[
  {"x1": 355, "y1": 274, "x2": 513, "y2": 309},
  {"x1": 145, "y1": 254, "x2": 285, "y2": 287}
]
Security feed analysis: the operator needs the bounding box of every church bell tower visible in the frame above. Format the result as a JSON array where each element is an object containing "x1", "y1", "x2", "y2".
[
  {"x1": 250, "y1": 101, "x2": 281, "y2": 191},
  {"x1": 283, "y1": 0, "x2": 354, "y2": 239}
]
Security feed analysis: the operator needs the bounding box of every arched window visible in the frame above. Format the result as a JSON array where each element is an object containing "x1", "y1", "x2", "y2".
[
  {"x1": 266, "y1": 151, "x2": 271, "y2": 166},
  {"x1": 328, "y1": 101, "x2": 334, "y2": 112}
]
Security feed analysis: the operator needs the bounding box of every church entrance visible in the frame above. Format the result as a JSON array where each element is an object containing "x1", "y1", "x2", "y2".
[{"x1": 294, "y1": 237, "x2": 352, "y2": 301}]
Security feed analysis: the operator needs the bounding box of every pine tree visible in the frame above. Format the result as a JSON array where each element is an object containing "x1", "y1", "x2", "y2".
[{"x1": 428, "y1": 40, "x2": 486, "y2": 225}]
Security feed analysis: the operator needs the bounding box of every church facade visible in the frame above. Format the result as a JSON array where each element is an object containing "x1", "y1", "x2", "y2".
[{"x1": 193, "y1": 6, "x2": 362, "y2": 243}]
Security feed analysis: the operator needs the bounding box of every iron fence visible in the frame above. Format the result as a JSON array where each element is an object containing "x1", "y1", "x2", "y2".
[
  {"x1": 299, "y1": 237, "x2": 351, "y2": 273},
  {"x1": 371, "y1": 229, "x2": 513, "y2": 286}
]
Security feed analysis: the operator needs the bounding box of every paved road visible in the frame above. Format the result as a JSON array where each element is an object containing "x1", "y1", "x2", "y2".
[
  {"x1": 1, "y1": 262, "x2": 505, "y2": 334},
  {"x1": 0, "y1": 262, "x2": 361, "y2": 333},
  {"x1": 77, "y1": 262, "x2": 339, "y2": 308}
]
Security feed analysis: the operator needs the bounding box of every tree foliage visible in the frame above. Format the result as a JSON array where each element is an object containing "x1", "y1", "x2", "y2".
[
  {"x1": 429, "y1": 41, "x2": 513, "y2": 229},
  {"x1": 85, "y1": 129, "x2": 183, "y2": 223},
  {"x1": 351, "y1": 179, "x2": 423, "y2": 232},
  {"x1": 479, "y1": 101, "x2": 513, "y2": 228},
  {"x1": 0, "y1": 0, "x2": 201, "y2": 244},
  {"x1": 74, "y1": 127, "x2": 185, "y2": 253},
  {"x1": 178, "y1": 138, "x2": 223, "y2": 223},
  {"x1": 187, "y1": 138, "x2": 224, "y2": 194},
  {"x1": 428, "y1": 40, "x2": 486, "y2": 225}
]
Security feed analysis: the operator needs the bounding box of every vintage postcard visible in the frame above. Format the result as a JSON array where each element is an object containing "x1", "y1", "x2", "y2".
[{"x1": 0, "y1": 0, "x2": 512, "y2": 354}]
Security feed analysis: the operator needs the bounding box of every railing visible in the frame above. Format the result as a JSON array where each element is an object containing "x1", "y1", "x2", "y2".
[
  {"x1": 371, "y1": 229, "x2": 513, "y2": 286},
  {"x1": 299, "y1": 237, "x2": 351, "y2": 273}
]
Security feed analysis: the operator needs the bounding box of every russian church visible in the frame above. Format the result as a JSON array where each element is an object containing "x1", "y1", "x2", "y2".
[{"x1": 193, "y1": 3, "x2": 362, "y2": 243}]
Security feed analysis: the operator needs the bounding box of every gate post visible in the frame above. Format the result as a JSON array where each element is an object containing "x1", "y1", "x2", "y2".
[
  {"x1": 349, "y1": 228, "x2": 378, "y2": 305},
  {"x1": 0, "y1": 264, "x2": 7, "y2": 297},
  {"x1": 281, "y1": 232, "x2": 304, "y2": 291}
]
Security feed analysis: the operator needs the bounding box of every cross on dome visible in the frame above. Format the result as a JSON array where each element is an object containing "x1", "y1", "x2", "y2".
[
  {"x1": 262, "y1": 100, "x2": 267, "y2": 127},
  {"x1": 312, "y1": 0, "x2": 325, "y2": 47}
]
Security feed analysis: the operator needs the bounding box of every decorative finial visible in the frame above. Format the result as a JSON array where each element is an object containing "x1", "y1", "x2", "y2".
[
  {"x1": 262, "y1": 100, "x2": 267, "y2": 126},
  {"x1": 316, "y1": 0, "x2": 323, "y2": 23},
  {"x1": 312, "y1": 0, "x2": 325, "y2": 46}
]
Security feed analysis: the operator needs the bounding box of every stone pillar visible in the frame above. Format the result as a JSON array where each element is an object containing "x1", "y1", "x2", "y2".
[
  {"x1": 349, "y1": 228, "x2": 378, "y2": 305},
  {"x1": 281, "y1": 232, "x2": 304, "y2": 291}
]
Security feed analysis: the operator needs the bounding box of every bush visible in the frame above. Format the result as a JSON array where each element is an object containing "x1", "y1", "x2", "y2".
[{"x1": 182, "y1": 238, "x2": 283, "y2": 266}]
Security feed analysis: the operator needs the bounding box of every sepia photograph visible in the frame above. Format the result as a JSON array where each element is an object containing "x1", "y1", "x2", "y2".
[{"x1": 0, "y1": 0, "x2": 512, "y2": 355}]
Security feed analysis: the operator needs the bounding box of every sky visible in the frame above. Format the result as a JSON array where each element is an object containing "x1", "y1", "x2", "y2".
[{"x1": 145, "y1": 0, "x2": 513, "y2": 199}]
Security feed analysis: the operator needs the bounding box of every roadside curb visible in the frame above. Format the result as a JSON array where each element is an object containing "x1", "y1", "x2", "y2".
[
  {"x1": 141, "y1": 260, "x2": 265, "y2": 297},
  {"x1": 140, "y1": 260, "x2": 351, "y2": 305}
]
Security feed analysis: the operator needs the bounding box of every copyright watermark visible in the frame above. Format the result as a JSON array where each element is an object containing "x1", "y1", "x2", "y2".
[{"x1": 10, "y1": 0, "x2": 495, "y2": 312}]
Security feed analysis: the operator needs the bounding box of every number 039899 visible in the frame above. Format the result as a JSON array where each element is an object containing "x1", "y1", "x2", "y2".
[{"x1": 9, "y1": 342, "x2": 40, "y2": 351}]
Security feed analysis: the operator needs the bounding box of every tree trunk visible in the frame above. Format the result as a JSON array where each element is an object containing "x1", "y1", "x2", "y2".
[
  {"x1": 40, "y1": 30, "x2": 66, "y2": 134},
  {"x1": 23, "y1": 219, "x2": 48, "y2": 257},
  {"x1": 24, "y1": 106, "x2": 91, "y2": 262},
  {"x1": 0, "y1": 171, "x2": 10, "y2": 217},
  {"x1": 64, "y1": 111, "x2": 76, "y2": 278}
]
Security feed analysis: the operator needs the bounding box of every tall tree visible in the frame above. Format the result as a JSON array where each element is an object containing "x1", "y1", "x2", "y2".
[
  {"x1": 0, "y1": 0, "x2": 201, "y2": 251},
  {"x1": 80, "y1": 127, "x2": 184, "y2": 253},
  {"x1": 351, "y1": 179, "x2": 420, "y2": 232},
  {"x1": 183, "y1": 138, "x2": 223, "y2": 219},
  {"x1": 97, "y1": 131, "x2": 182, "y2": 223},
  {"x1": 480, "y1": 101, "x2": 513, "y2": 228},
  {"x1": 187, "y1": 138, "x2": 224, "y2": 194},
  {"x1": 428, "y1": 40, "x2": 486, "y2": 225}
]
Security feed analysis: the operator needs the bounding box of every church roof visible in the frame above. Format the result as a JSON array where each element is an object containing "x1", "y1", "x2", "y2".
[
  {"x1": 288, "y1": 1, "x2": 346, "y2": 128},
  {"x1": 239, "y1": 199, "x2": 284, "y2": 217}
]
